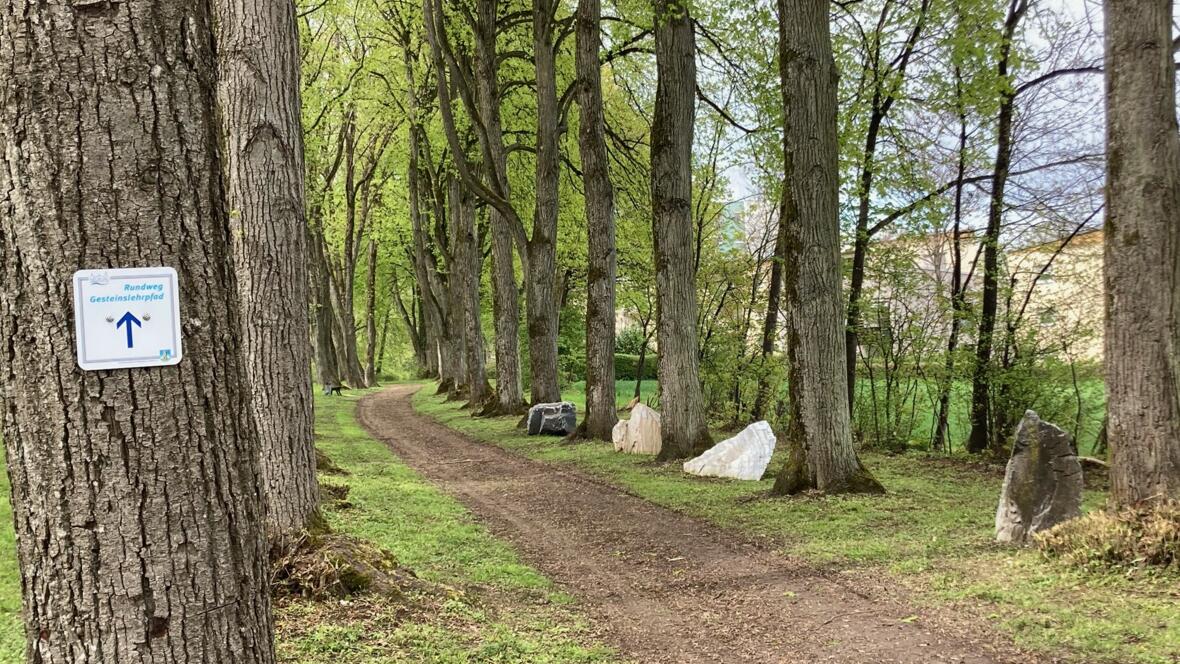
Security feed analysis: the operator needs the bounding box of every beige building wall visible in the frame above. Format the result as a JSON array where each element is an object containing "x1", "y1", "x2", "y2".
[{"x1": 1007, "y1": 229, "x2": 1104, "y2": 361}]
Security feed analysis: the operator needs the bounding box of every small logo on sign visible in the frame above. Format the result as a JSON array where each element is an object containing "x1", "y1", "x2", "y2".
[{"x1": 159, "y1": 349, "x2": 173, "y2": 362}]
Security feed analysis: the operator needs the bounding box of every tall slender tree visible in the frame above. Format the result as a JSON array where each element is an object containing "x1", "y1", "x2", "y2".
[
  {"x1": 772, "y1": 0, "x2": 884, "y2": 495},
  {"x1": 422, "y1": 0, "x2": 527, "y2": 413},
  {"x1": 0, "y1": 0, "x2": 276, "y2": 659},
  {"x1": 577, "y1": 0, "x2": 620, "y2": 440},
  {"x1": 214, "y1": 0, "x2": 320, "y2": 541},
  {"x1": 651, "y1": 0, "x2": 712, "y2": 460},
  {"x1": 1103, "y1": 0, "x2": 1180, "y2": 506},
  {"x1": 966, "y1": 0, "x2": 1028, "y2": 455}
]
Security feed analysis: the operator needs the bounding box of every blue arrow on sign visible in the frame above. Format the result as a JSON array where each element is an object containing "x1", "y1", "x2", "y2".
[{"x1": 116, "y1": 312, "x2": 142, "y2": 348}]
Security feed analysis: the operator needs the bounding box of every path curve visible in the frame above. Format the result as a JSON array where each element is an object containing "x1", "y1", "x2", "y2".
[{"x1": 358, "y1": 385, "x2": 1025, "y2": 664}]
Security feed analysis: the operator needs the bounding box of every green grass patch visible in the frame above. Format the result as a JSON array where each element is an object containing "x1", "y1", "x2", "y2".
[
  {"x1": 0, "y1": 390, "x2": 616, "y2": 663},
  {"x1": 276, "y1": 389, "x2": 616, "y2": 663},
  {"x1": 415, "y1": 383, "x2": 1177, "y2": 664},
  {"x1": 0, "y1": 465, "x2": 20, "y2": 664}
]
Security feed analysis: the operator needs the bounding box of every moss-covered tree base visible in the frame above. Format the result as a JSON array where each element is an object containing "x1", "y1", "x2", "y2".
[
  {"x1": 271, "y1": 530, "x2": 419, "y2": 600},
  {"x1": 316, "y1": 447, "x2": 349, "y2": 476},
  {"x1": 772, "y1": 440, "x2": 886, "y2": 496}
]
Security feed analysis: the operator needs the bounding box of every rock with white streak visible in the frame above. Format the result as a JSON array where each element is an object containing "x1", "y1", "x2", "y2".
[
  {"x1": 612, "y1": 419, "x2": 629, "y2": 450},
  {"x1": 683, "y1": 421, "x2": 776, "y2": 481},
  {"x1": 613, "y1": 404, "x2": 662, "y2": 455}
]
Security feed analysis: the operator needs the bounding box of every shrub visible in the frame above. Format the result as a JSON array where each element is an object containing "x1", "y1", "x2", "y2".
[
  {"x1": 1036, "y1": 500, "x2": 1180, "y2": 572},
  {"x1": 615, "y1": 353, "x2": 657, "y2": 381},
  {"x1": 615, "y1": 326, "x2": 649, "y2": 355}
]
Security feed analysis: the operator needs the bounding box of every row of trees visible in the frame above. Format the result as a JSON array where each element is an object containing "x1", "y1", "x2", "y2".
[{"x1": 0, "y1": 0, "x2": 1177, "y2": 661}]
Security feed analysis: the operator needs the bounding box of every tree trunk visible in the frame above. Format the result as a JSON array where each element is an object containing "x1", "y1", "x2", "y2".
[
  {"x1": 473, "y1": 0, "x2": 526, "y2": 412},
  {"x1": 0, "y1": 0, "x2": 276, "y2": 659},
  {"x1": 1103, "y1": 0, "x2": 1180, "y2": 507},
  {"x1": 577, "y1": 0, "x2": 619, "y2": 439},
  {"x1": 453, "y1": 179, "x2": 492, "y2": 406},
  {"x1": 772, "y1": 0, "x2": 884, "y2": 495},
  {"x1": 525, "y1": 0, "x2": 563, "y2": 406},
  {"x1": 364, "y1": 237, "x2": 379, "y2": 386},
  {"x1": 311, "y1": 226, "x2": 343, "y2": 389},
  {"x1": 932, "y1": 82, "x2": 969, "y2": 454},
  {"x1": 214, "y1": 0, "x2": 320, "y2": 540},
  {"x1": 966, "y1": 0, "x2": 1026, "y2": 455},
  {"x1": 422, "y1": 0, "x2": 526, "y2": 414},
  {"x1": 651, "y1": 0, "x2": 712, "y2": 460},
  {"x1": 752, "y1": 192, "x2": 789, "y2": 420}
]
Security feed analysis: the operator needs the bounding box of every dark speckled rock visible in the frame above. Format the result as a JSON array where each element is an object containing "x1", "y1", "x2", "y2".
[{"x1": 995, "y1": 410, "x2": 1084, "y2": 543}]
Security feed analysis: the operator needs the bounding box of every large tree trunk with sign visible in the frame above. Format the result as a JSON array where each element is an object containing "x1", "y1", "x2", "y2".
[
  {"x1": 772, "y1": 0, "x2": 884, "y2": 495},
  {"x1": 0, "y1": 0, "x2": 276, "y2": 660},
  {"x1": 214, "y1": 0, "x2": 320, "y2": 543},
  {"x1": 576, "y1": 0, "x2": 619, "y2": 441},
  {"x1": 651, "y1": 0, "x2": 712, "y2": 460},
  {"x1": 1103, "y1": 0, "x2": 1180, "y2": 507}
]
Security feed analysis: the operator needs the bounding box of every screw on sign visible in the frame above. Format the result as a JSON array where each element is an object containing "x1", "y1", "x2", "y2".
[{"x1": 72, "y1": 267, "x2": 184, "y2": 371}]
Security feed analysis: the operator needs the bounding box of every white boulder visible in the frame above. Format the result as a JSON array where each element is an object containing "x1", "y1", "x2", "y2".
[
  {"x1": 611, "y1": 419, "x2": 629, "y2": 450},
  {"x1": 683, "y1": 421, "x2": 776, "y2": 481},
  {"x1": 613, "y1": 404, "x2": 662, "y2": 455}
]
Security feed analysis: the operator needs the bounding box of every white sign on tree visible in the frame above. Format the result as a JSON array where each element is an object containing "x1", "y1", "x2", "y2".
[{"x1": 73, "y1": 267, "x2": 183, "y2": 371}]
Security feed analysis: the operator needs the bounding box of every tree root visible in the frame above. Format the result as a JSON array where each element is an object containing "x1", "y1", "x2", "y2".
[
  {"x1": 316, "y1": 448, "x2": 349, "y2": 476},
  {"x1": 271, "y1": 531, "x2": 420, "y2": 600}
]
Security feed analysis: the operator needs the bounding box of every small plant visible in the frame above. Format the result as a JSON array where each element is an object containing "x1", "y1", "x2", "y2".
[{"x1": 1037, "y1": 500, "x2": 1180, "y2": 572}]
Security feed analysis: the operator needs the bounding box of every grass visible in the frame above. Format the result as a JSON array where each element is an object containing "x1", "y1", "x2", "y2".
[
  {"x1": 0, "y1": 467, "x2": 18, "y2": 664},
  {"x1": 415, "y1": 382, "x2": 1179, "y2": 664},
  {"x1": 274, "y1": 389, "x2": 618, "y2": 663},
  {"x1": 0, "y1": 390, "x2": 617, "y2": 664}
]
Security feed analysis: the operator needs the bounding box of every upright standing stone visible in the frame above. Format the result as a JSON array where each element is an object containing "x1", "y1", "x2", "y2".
[
  {"x1": 613, "y1": 404, "x2": 662, "y2": 455},
  {"x1": 995, "y1": 411, "x2": 1084, "y2": 543}
]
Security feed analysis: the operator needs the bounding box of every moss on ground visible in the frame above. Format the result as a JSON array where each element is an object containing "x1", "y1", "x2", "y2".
[{"x1": 415, "y1": 383, "x2": 1178, "y2": 664}]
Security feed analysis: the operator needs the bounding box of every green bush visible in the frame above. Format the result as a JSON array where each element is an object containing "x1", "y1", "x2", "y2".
[
  {"x1": 615, "y1": 353, "x2": 656, "y2": 381},
  {"x1": 615, "y1": 326, "x2": 650, "y2": 355}
]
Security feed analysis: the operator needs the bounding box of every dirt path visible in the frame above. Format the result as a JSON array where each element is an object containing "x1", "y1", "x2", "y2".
[{"x1": 358, "y1": 386, "x2": 1028, "y2": 664}]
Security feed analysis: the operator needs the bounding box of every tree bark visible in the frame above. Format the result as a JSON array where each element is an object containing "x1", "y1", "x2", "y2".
[
  {"x1": 967, "y1": 0, "x2": 1027, "y2": 455},
  {"x1": 577, "y1": 0, "x2": 620, "y2": 439},
  {"x1": 932, "y1": 76, "x2": 969, "y2": 454},
  {"x1": 526, "y1": 0, "x2": 564, "y2": 405},
  {"x1": 1103, "y1": 0, "x2": 1180, "y2": 506},
  {"x1": 752, "y1": 192, "x2": 789, "y2": 420},
  {"x1": 772, "y1": 0, "x2": 884, "y2": 495},
  {"x1": 0, "y1": 0, "x2": 276, "y2": 659},
  {"x1": 364, "y1": 237, "x2": 379, "y2": 386},
  {"x1": 452, "y1": 178, "x2": 493, "y2": 406},
  {"x1": 651, "y1": 0, "x2": 712, "y2": 460},
  {"x1": 214, "y1": 0, "x2": 320, "y2": 540},
  {"x1": 311, "y1": 225, "x2": 343, "y2": 389},
  {"x1": 422, "y1": 0, "x2": 526, "y2": 414}
]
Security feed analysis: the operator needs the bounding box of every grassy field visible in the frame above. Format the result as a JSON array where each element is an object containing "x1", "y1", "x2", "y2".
[
  {"x1": 415, "y1": 383, "x2": 1178, "y2": 664},
  {"x1": 0, "y1": 391, "x2": 617, "y2": 664}
]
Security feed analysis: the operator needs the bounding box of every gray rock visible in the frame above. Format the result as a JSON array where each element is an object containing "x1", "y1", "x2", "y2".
[
  {"x1": 995, "y1": 410, "x2": 1084, "y2": 544},
  {"x1": 527, "y1": 401, "x2": 577, "y2": 436}
]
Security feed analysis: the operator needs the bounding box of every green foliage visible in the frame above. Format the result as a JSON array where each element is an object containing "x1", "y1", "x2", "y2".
[
  {"x1": 613, "y1": 354, "x2": 656, "y2": 382},
  {"x1": 614, "y1": 326, "x2": 649, "y2": 355}
]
